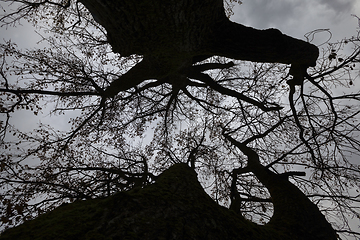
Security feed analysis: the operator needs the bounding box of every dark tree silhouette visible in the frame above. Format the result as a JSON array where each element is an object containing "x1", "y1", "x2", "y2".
[{"x1": 0, "y1": 0, "x2": 359, "y2": 239}]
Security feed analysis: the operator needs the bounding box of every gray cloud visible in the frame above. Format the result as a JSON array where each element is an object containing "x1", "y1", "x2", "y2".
[
  {"x1": 319, "y1": 0, "x2": 354, "y2": 13},
  {"x1": 231, "y1": 0, "x2": 358, "y2": 41},
  {"x1": 232, "y1": 0, "x2": 302, "y2": 29}
]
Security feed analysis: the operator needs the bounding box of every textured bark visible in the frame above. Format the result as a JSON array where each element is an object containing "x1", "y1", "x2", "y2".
[
  {"x1": 79, "y1": 0, "x2": 319, "y2": 96},
  {"x1": 79, "y1": 0, "x2": 225, "y2": 57},
  {"x1": 0, "y1": 164, "x2": 337, "y2": 240},
  {"x1": 212, "y1": 22, "x2": 319, "y2": 66},
  {"x1": 80, "y1": 0, "x2": 318, "y2": 64}
]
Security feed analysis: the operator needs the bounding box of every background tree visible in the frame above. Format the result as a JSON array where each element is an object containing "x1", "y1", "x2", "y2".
[{"x1": 0, "y1": 0, "x2": 359, "y2": 239}]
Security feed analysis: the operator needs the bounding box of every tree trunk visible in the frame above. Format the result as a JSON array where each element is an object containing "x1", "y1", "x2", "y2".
[
  {"x1": 0, "y1": 163, "x2": 337, "y2": 240},
  {"x1": 79, "y1": 0, "x2": 318, "y2": 89}
]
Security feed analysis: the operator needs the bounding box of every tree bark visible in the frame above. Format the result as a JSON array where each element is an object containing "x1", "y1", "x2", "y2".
[
  {"x1": 0, "y1": 163, "x2": 337, "y2": 240},
  {"x1": 80, "y1": 0, "x2": 318, "y2": 77},
  {"x1": 224, "y1": 134, "x2": 337, "y2": 240},
  {"x1": 212, "y1": 22, "x2": 318, "y2": 66}
]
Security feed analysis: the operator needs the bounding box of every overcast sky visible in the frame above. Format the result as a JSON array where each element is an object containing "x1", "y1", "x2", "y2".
[
  {"x1": 232, "y1": 0, "x2": 359, "y2": 43},
  {"x1": 0, "y1": 0, "x2": 359, "y2": 237}
]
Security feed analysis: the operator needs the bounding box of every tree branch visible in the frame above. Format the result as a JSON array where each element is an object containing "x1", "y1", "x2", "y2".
[
  {"x1": 0, "y1": 88, "x2": 100, "y2": 96},
  {"x1": 188, "y1": 71, "x2": 282, "y2": 112}
]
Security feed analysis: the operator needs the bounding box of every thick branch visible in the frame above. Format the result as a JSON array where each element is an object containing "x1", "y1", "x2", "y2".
[
  {"x1": 223, "y1": 133, "x2": 337, "y2": 240},
  {"x1": 189, "y1": 71, "x2": 282, "y2": 112},
  {"x1": 80, "y1": 0, "x2": 319, "y2": 98},
  {"x1": 103, "y1": 57, "x2": 170, "y2": 97},
  {"x1": 212, "y1": 21, "x2": 319, "y2": 66}
]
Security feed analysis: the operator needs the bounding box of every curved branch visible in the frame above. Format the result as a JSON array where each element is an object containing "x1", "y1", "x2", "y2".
[{"x1": 223, "y1": 133, "x2": 337, "y2": 240}]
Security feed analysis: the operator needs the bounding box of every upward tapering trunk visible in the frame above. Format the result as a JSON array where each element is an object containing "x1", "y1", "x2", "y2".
[{"x1": 0, "y1": 163, "x2": 338, "y2": 240}]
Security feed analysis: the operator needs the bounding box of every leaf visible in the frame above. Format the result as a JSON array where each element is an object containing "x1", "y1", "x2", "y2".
[{"x1": 328, "y1": 53, "x2": 337, "y2": 60}]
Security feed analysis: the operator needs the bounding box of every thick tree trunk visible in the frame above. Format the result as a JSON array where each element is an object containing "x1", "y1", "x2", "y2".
[
  {"x1": 0, "y1": 163, "x2": 337, "y2": 240},
  {"x1": 79, "y1": 0, "x2": 225, "y2": 57},
  {"x1": 80, "y1": 0, "x2": 318, "y2": 94}
]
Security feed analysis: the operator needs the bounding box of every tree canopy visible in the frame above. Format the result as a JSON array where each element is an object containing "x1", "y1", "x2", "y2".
[{"x1": 0, "y1": 0, "x2": 359, "y2": 239}]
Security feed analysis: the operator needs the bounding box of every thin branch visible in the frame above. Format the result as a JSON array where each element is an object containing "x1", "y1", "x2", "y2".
[{"x1": 0, "y1": 88, "x2": 100, "y2": 96}]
